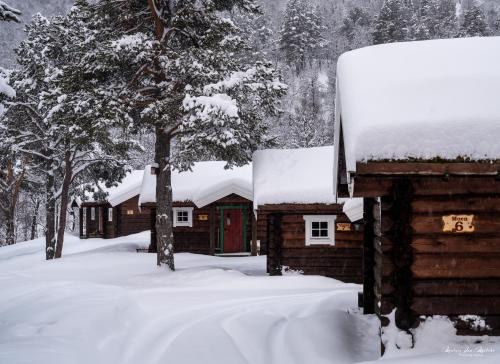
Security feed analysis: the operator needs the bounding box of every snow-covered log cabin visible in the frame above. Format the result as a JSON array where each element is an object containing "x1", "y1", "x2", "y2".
[
  {"x1": 74, "y1": 170, "x2": 150, "y2": 239},
  {"x1": 139, "y1": 162, "x2": 254, "y2": 255},
  {"x1": 334, "y1": 37, "x2": 500, "y2": 339},
  {"x1": 253, "y1": 146, "x2": 364, "y2": 282}
]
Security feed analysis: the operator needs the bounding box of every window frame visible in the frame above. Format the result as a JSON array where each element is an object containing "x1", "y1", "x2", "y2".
[
  {"x1": 303, "y1": 215, "x2": 337, "y2": 246},
  {"x1": 173, "y1": 207, "x2": 194, "y2": 227}
]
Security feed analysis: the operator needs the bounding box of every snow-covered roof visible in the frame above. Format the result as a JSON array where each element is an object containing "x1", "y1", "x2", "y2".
[
  {"x1": 342, "y1": 198, "x2": 363, "y2": 222},
  {"x1": 76, "y1": 170, "x2": 144, "y2": 207},
  {"x1": 253, "y1": 146, "x2": 338, "y2": 208},
  {"x1": 335, "y1": 36, "x2": 500, "y2": 174},
  {"x1": 139, "y1": 161, "x2": 253, "y2": 208}
]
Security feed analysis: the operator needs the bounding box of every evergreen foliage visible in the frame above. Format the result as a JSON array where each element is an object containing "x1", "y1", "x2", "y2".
[
  {"x1": 459, "y1": 3, "x2": 489, "y2": 37},
  {"x1": 68, "y1": 0, "x2": 286, "y2": 269},
  {"x1": 279, "y1": 0, "x2": 327, "y2": 72},
  {"x1": 0, "y1": 1, "x2": 20, "y2": 22}
]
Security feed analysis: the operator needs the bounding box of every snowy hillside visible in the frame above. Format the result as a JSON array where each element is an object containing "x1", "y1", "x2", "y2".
[{"x1": 1, "y1": 233, "x2": 499, "y2": 364}]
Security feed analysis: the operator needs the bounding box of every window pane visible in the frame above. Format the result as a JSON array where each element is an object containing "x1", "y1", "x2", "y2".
[
  {"x1": 320, "y1": 222, "x2": 328, "y2": 229},
  {"x1": 311, "y1": 229, "x2": 320, "y2": 237},
  {"x1": 320, "y1": 229, "x2": 328, "y2": 237},
  {"x1": 177, "y1": 211, "x2": 189, "y2": 222},
  {"x1": 312, "y1": 222, "x2": 319, "y2": 229}
]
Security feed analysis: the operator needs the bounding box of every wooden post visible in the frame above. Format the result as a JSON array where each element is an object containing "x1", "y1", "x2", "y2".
[
  {"x1": 251, "y1": 212, "x2": 257, "y2": 256},
  {"x1": 388, "y1": 179, "x2": 415, "y2": 331},
  {"x1": 363, "y1": 198, "x2": 376, "y2": 314},
  {"x1": 267, "y1": 213, "x2": 282, "y2": 276},
  {"x1": 209, "y1": 205, "x2": 216, "y2": 255}
]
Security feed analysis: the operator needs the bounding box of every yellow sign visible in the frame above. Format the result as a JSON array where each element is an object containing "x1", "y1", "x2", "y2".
[
  {"x1": 442, "y1": 215, "x2": 475, "y2": 233},
  {"x1": 198, "y1": 214, "x2": 209, "y2": 221},
  {"x1": 336, "y1": 223, "x2": 352, "y2": 232}
]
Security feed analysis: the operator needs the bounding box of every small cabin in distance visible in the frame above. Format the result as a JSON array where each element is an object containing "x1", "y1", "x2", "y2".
[
  {"x1": 253, "y1": 146, "x2": 365, "y2": 282},
  {"x1": 74, "y1": 170, "x2": 151, "y2": 239},
  {"x1": 139, "y1": 162, "x2": 254, "y2": 255},
  {"x1": 334, "y1": 36, "x2": 500, "y2": 341}
]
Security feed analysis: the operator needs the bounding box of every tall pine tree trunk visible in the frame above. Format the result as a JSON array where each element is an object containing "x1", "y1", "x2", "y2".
[
  {"x1": 30, "y1": 199, "x2": 40, "y2": 240},
  {"x1": 4, "y1": 208, "x2": 15, "y2": 245},
  {"x1": 45, "y1": 172, "x2": 56, "y2": 260},
  {"x1": 155, "y1": 125, "x2": 175, "y2": 270},
  {"x1": 55, "y1": 151, "x2": 72, "y2": 259},
  {"x1": 2, "y1": 161, "x2": 24, "y2": 245}
]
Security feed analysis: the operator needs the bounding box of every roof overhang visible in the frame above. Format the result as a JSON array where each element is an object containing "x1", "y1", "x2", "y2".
[{"x1": 193, "y1": 179, "x2": 253, "y2": 208}]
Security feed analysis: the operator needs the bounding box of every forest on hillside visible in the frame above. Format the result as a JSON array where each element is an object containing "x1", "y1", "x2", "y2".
[{"x1": 1, "y1": 0, "x2": 500, "y2": 246}]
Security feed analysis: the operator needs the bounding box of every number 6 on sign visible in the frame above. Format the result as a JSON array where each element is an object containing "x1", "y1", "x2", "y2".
[{"x1": 442, "y1": 215, "x2": 475, "y2": 233}]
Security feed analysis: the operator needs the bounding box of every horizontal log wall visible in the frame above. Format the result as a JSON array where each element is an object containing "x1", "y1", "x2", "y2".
[
  {"x1": 174, "y1": 205, "x2": 211, "y2": 255},
  {"x1": 256, "y1": 211, "x2": 269, "y2": 255},
  {"x1": 367, "y1": 176, "x2": 500, "y2": 335},
  {"x1": 263, "y1": 206, "x2": 364, "y2": 283},
  {"x1": 118, "y1": 196, "x2": 151, "y2": 237}
]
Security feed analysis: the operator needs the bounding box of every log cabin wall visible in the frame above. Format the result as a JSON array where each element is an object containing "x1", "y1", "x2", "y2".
[
  {"x1": 104, "y1": 205, "x2": 117, "y2": 239},
  {"x1": 80, "y1": 204, "x2": 104, "y2": 238},
  {"x1": 261, "y1": 204, "x2": 364, "y2": 283},
  {"x1": 256, "y1": 210, "x2": 269, "y2": 255},
  {"x1": 172, "y1": 202, "x2": 211, "y2": 255},
  {"x1": 150, "y1": 194, "x2": 253, "y2": 255},
  {"x1": 355, "y1": 169, "x2": 500, "y2": 336},
  {"x1": 117, "y1": 195, "x2": 151, "y2": 237}
]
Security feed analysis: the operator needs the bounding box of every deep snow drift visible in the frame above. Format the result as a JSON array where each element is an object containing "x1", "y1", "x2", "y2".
[{"x1": 0, "y1": 233, "x2": 498, "y2": 364}]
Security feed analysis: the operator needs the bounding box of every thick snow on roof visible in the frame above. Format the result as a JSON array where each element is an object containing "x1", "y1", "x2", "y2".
[
  {"x1": 253, "y1": 146, "x2": 338, "y2": 208},
  {"x1": 342, "y1": 198, "x2": 364, "y2": 222},
  {"x1": 139, "y1": 161, "x2": 253, "y2": 208},
  {"x1": 336, "y1": 36, "x2": 500, "y2": 172},
  {"x1": 78, "y1": 170, "x2": 144, "y2": 207}
]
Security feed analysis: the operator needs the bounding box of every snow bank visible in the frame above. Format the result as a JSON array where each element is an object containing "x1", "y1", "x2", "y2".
[
  {"x1": 0, "y1": 233, "x2": 380, "y2": 364},
  {"x1": 363, "y1": 313, "x2": 500, "y2": 364},
  {"x1": 253, "y1": 146, "x2": 337, "y2": 208},
  {"x1": 336, "y1": 36, "x2": 500, "y2": 172},
  {"x1": 139, "y1": 161, "x2": 252, "y2": 207},
  {"x1": 76, "y1": 169, "x2": 144, "y2": 207},
  {"x1": 1, "y1": 234, "x2": 499, "y2": 364}
]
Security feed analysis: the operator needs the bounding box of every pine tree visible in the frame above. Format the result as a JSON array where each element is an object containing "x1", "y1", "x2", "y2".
[
  {"x1": 434, "y1": 0, "x2": 458, "y2": 38},
  {"x1": 276, "y1": 69, "x2": 332, "y2": 148},
  {"x1": 4, "y1": 10, "x2": 132, "y2": 258},
  {"x1": 76, "y1": 0, "x2": 286, "y2": 270},
  {"x1": 373, "y1": 0, "x2": 411, "y2": 44},
  {"x1": 280, "y1": 0, "x2": 327, "y2": 73},
  {"x1": 413, "y1": 0, "x2": 439, "y2": 40},
  {"x1": 340, "y1": 7, "x2": 372, "y2": 46},
  {"x1": 459, "y1": 4, "x2": 489, "y2": 37},
  {"x1": 0, "y1": 1, "x2": 20, "y2": 22},
  {"x1": 0, "y1": 141, "x2": 26, "y2": 246}
]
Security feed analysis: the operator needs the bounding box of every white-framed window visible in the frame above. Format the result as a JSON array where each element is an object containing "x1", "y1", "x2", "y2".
[
  {"x1": 108, "y1": 208, "x2": 113, "y2": 222},
  {"x1": 303, "y1": 215, "x2": 337, "y2": 246},
  {"x1": 173, "y1": 207, "x2": 194, "y2": 227},
  {"x1": 90, "y1": 207, "x2": 96, "y2": 221}
]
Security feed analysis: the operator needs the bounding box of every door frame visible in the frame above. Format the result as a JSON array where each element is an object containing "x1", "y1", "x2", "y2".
[{"x1": 219, "y1": 205, "x2": 248, "y2": 253}]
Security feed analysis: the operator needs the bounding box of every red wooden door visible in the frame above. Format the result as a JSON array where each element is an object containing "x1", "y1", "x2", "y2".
[{"x1": 223, "y1": 209, "x2": 243, "y2": 253}]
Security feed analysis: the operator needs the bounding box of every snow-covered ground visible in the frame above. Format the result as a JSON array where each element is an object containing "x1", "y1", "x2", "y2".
[{"x1": 0, "y1": 232, "x2": 498, "y2": 364}]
